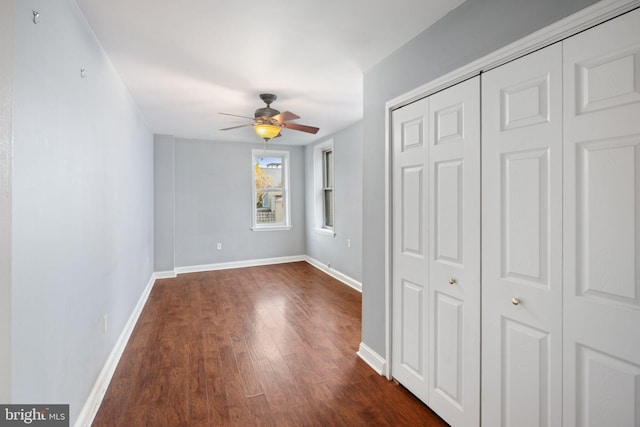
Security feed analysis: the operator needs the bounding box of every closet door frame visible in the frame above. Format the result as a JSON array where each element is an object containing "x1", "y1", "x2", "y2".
[{"x1": 380, "y1": 0, "x2": 640, "y2": 382}]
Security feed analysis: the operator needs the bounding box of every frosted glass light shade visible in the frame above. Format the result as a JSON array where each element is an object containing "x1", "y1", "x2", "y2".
[{"x1": 254, "y1": 124, "x2": 281, "y2": 140}]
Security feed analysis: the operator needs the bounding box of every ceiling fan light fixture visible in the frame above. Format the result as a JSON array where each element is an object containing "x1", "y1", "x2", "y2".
[
  {"x1": 254, "y1": 123, "x2": 281, "y2": 140},
  {"x1": 220, "y1": 93, "x2": 319, "y2": 139}
]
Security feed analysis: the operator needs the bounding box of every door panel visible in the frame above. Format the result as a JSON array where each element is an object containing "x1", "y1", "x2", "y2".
[
  {"x1": 400, "y1": 279, "x2": 424, "y2": 374},
  {"x1": 563, "y1": 8, "x2": 640, "y2": 426},
  {"x1": 429, "y1": 76, "x2": 480, "y2": 426},
  {"x1": 501, "y1": 75, "x2": 550, "y2": 130},
  {"x1": 401, "y1": 166, "x2": 424, "y2": 255},
  {"x1": 482, "y1": 43, "x2": 563, "y2": 427},
  {"x1": 575, "y1": 48, "x2": 640, "y2": 115},
  {"x1": 576, "y1": 345, "x2": 640, "y2": 427},
  {"x1": 501, "y1": 149, "x2": 549, "y2": 286},
  {"x1": 434, "y1": 160, "x2": 462, "y2": 264},
  {"x1": 502, "y1": 318, "x2": 550, "y2": 427},
  {"x1": 392, "y1": 98, "x2": 429, "y2": 402},
  {"x1": 434, "y1": 292, "x2": 463, "y2": 402},
  {"x1": 577, "y1": 139, "x2": 638, "y2": 304}
]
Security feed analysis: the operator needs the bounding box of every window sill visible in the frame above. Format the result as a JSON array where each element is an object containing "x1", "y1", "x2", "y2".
[
  {"x1": 251, "y1": 225, "x2": 292, "y2": 232},
  {"x1": 314, "y1": 228, "x2": 336, "y2": 237}
]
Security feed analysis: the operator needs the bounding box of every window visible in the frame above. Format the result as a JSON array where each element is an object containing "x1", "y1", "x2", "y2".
[
  {"x1": 313, "y1": 140, "x2": 335, "y2": 235},
  {"x1": 322, "y1": 148, "x2": 334, "y2": 228},
  {"x1": 252, "y1": 149, "x2": 291, "y2": 230}
]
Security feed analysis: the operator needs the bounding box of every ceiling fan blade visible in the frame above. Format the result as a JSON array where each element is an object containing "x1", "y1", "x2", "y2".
[
  {"x1": 282, "y1": 122, "x2": 320, "y2": 134},
  {"x1": 271, "y1": 111, "x2": 300, "y2": 123},
  {"x1": 220, "y1": 123, "x2": 253, "y2": 131},
  {"x1": 219, "y1": 112, "x2": 256, "y2": 120}
]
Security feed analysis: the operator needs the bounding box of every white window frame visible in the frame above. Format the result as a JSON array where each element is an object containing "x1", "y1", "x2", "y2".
[
  {"x1": 251, "y1": 149, "x2": 291, "y2": 231},
  {"x1": 313, "y1": 139, "x2": 335, "y2": 236}
]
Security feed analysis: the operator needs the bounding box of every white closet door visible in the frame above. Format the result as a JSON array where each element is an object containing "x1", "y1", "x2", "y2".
[
  {"x1": 482, "y1": 43, "x2": 563, "y2": 427},
  {"x1": 428, "y1": 76, "x2": 480, "y2": 427},
  {"x1": 392, "y1": 98, "x2": 430, "y2": 402},
  {"x1": 563, "y1": 8, "x2": 640, "y2": 427}
]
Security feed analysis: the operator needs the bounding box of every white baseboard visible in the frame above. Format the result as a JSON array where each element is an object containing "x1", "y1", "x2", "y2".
[
  {"x1": 174, "y1": 255, "x2": 306, "y2": 274},
  {"x1": 153, "y1": 270, "x2": 177, "y2": 279},
  {"x1": 74, "y1": 273, "x2": 157, "y2": 427},
  {"x1": 304, "y1": 256, "x2": 363, "y2": 292},
  {"x1": 357, "y1": 342, "x2": 387, "y2": 376}
]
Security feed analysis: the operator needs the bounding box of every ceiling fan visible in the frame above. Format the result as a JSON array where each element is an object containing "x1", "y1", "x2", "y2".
[{"x1": 220, "y1": 93, "x2": 320, "y2": 142}]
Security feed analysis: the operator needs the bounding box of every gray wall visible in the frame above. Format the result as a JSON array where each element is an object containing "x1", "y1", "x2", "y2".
[
  {"x1": 305, "y1": 122, "x2": 363, "y2": 283},
  {"x1": 154, "y1": 138, "x2": 306, "y2": 268},
  {"x1": 361, "y1": 0, "x2": 600, "y2": 356},
  {"x1": 11, "y1": 0, "x2": 154, "y2": 424},
  {"x1": 0, "y1": 0, "x2": 14, "y2": 403},
  {"x1": 154, "y1": 135, "x2": 175, "y2": 272}
]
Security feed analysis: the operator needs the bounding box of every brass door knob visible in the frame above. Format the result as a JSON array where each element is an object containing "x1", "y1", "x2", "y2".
[
  {"x1": 511, "y1": 297, "x2": 521, "y2": 306},
  {"x1": 449, "y1": 278, "x2": 456, "y2": 285}
]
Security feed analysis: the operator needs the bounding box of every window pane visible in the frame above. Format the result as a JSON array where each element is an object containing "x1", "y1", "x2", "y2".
[
  {"x1": 324, "y1": 189, "x2": 333, "y2": 228},
  {"x1": 255, "y1": 155, "x2": 284, "y2": 225},
  {"x1": 324, "y1": 150, "x2": 333, "y2": 187}
]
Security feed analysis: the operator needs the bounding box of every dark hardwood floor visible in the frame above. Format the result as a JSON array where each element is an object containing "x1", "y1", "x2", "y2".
[{"x1": 92, "y1": 262, "x2": 448, "y2": 426}]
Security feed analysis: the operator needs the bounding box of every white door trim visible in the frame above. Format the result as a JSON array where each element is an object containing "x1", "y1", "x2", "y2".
[{"x1": 383, "y1": 0, "x2": 640, "y2": 379}]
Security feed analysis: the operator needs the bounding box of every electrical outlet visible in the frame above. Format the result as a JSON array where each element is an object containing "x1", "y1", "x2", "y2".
[
  {"x1": 327, "y1": 261, "x2": 331, "y2": 268},
  {"x1": 347, "y1": 239, "x2": 351, "y2": 248},
  {"x1": 103, "y1": 314, "x2": 108, "y2": 334},
  {"x1": 217, "y1": 243, "x2": 222, "y2": 250}
]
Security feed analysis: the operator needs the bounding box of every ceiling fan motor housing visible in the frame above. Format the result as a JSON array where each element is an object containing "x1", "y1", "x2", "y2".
[
  {"x1": 255, "y1": 93, "x2": 280, "y2": 119},
  {"x1": 254, "y1": 106, "x2": 280, "y2": 119}
]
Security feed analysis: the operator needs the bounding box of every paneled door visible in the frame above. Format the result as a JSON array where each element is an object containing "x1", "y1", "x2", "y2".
[
  {"x1": 482, "y1": 43, "x2": 563, "y2": 427},
  {"x1": 563, "y1": 8, "x2": 640, "y2": 426},
  {"x1": 392, "y1": 97, "x2": 430, "y2": 402},
  {"x1": 428, "y1": 76, "x2": 480, "y2": 427}
]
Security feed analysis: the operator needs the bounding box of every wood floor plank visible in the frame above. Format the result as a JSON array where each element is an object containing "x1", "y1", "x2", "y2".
[{"x1": 92, "y1": 262, "x2": 448, "y2": 426}]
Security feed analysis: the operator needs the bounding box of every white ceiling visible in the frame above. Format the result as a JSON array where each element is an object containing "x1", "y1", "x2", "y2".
[{"x1": 75, "y1": 0, "x2": 465, "y2": 145}]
